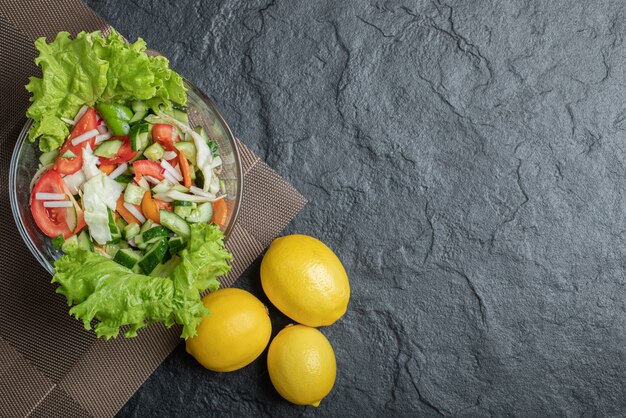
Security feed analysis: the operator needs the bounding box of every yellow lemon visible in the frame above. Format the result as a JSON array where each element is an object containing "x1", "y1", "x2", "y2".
[
  {"x1": 260, "y1": 235, "x2": 350, "y2": 327},
  {"x1": 186, "y1": 288, "x2": 272, "y2": 372},
  {"x1": 267, "y1": 325, "x2": 337, "y2": 406}
]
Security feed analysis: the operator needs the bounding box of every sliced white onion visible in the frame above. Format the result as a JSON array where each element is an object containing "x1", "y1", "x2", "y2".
[
  {"x1": 72, "y1": 105, "x2": 88, "y2": 125},
  {"x1": 35, "y1": 192, "x2": 66, "y2": 200},
  {"x1": 143, "y1": 175, "x2": 161, "y2": 185},
  {"x1": 108, "y1": 163, "x2": 128, "y2": 180},
  {"x1": 43, "y1": 201, "x2": 73, "y2": 208},
  {"x1": 154, "y1": 190, "x2": 222, "y2": 203},
  {"x1": 160, "y1": 160, "x2": 183, "y2": 181},
  {"x1": 95, "y1": 132, "x2": 112, "y2": 144},
  {"x1": 137, "y1": 177, "x2": 150, "y2": 190},
  {"x1": 97, "y1": 125, "x2": 109, "y2": 134},
  {"x1": 163, "y1": 150, "x2": 178, "y2": 160},
  {"x1": 63, "y1": 169, "x2": 86, "y2": 195},
  {"x1": 123, "y1": 202, "x2": 146, "y2": 223},
  {"x1": 60, "y1": 117, "x2": 75, "y2": 125},
  {"x1": 189, "y1": 185, "x2": 212, "y2": 197},
  {"x1": 71, "y1": 129, "x2": 99, "y2": 146},
  {"x1": 162, "y1": 170, "x2": 179, "y2": 185}
]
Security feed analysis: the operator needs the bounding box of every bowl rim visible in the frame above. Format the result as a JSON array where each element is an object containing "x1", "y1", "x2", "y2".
[{"x1": 9, "y1": 80, "x2": 243, "y2": 275}]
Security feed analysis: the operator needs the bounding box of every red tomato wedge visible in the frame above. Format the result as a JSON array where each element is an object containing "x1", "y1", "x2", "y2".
[
  {"x1": 98, "y1": 136, "x2": 138, "y2": 165},
  {"x1": 30, "y1": 170, "x2": 86, "y2": 238},
  {"x1": 54, "y1": 107, "x2": 97, "y2": 175},
  {"x1": 133, "y1": 160, "x2": 164, "y2": 182},
  {"x1": 152, "y1": 124, "x2": 179, "y2": 151}
]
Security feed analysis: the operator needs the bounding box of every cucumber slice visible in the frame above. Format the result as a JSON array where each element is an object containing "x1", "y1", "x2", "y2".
[
  {"x1": 61, "y1": 150, "x2": 76, "y2": 159},
  {"x1": 144, "y1": 142, "x2": 165, "y2": 161},
  {"x1": 140, "y1": 219, "x2": 157, "y2": 234},
  {"x1": 77, "y1": 230, "x2": 94, "y2": 251},
  {"x1": 149, "y1": 256, "x2": 181, "y2": 277},
  {"x1": 219, "y1": 179, "x2": 226, "y2": 195},
  {"x1": 124, "y1": 222, "x2": 141, "y2": 240},
  {"x1": 114, "y1": 174, "x2": 133, "y2": 185},
  {"x1": 65, "y1": 204, "x2": 78, "y2": 234},
  {"x1": 39, "y1": 150, "x2": 58, "y2": 165},
  {"x1": 124, "y1": 183, "x2": 145, "y2": 205},
  {"x1": 52, "y1": 234, "x2": 65, "y2": 251},
  {"x1": 116, "y1": 217, "x2": 128, "y2": 238},
  {"x1": 174, "y1": 141, "x2": 197, "y2": 165},
  {"x1": 130, "y1": 123, "x2": 150, "y2": 151},
  {"x1": 194, "y1": 125, "x2": 209, "y2": 142},
  {"x1": 134, "y1": 233, "x2": 148, "y2": 250},
  {"x1": 94, "y1": 140, "x2": 123, "y2": 158},
  {"x1": 173, "y1": 200, "x2": 194, "y2": 207},
  {"x1": 142, "y1": 226, "x2": 169, "y2": 243},
  {"x1": 113, "y1": 248, "x2": 143, "y2": 269},
  {"x1": 62, "y1": 235, "x2": 79, "y2": 251},
  {"x1": 138, "y1": 239, "x2": 168, "y2": 274},
  {"x1": 168, "y1": 236, "x2": 186, "y2": 256},
  {"x1": 163, "y1": 108, "x2": 189, "y2": 124},
  {"x1": 129, "y1": 109, "x2": 148, "y2": 124},
  {"x1": 159, "y1": 210, "x2": 190, "y2": 240},
  {"x1": 174, "y1": 205, "x2": 194, "y2": 219},
  {"x1": 144, "y1": 114, "x2": 168, "y2": 124},
  {"x1": 104, "y1": 243, "x2": 120, "y2": 258},
  {"x1": 132, "y1": 100, "x2": 148, "y2": 113},
  {"x1": 107, "y1": 208, "x2": 121, "y2": 243},
  {"x1": 186, "y1": 202, "x2": 213, "y2": 223},
  {"x1": 152, "y1": 181, "x2": 171, "y2": 194}
]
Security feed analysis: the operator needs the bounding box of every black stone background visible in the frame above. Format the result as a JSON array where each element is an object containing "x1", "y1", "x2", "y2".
[{"x1": 82, "y1": 0, "x2": 626, "y2": 416}]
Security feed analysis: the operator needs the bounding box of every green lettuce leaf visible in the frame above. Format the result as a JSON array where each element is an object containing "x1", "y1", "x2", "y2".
[
  {"x1": 52, "y1": 223, "x2": 232, "y2": 339},
  {"x1": 26, "y1": 30, "x2": 187, "y2": 151}
]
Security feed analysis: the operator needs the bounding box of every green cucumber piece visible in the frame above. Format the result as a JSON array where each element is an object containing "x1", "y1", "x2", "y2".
[
  {"x1": 114, "y1": 174, "x2": 133, "y2": 185},
  {"x1": 107, "y1": 208, "x2": 121, "y2": 243},
  {"x1": 144, "y1": 114, "x2": 168, "y2": 124},
  {"x1": 163, "y1": 108, "x2": 189, "y2": 124},
  {"x1": 61, "y1": 150, "x2": 76, "y2": 159},
  {"x1": 94, "y1": 140, "x2": 123, "y2": 158},
  {"x1": 168, "y1": 236, "x2": 186, "y2": 256},
  {"x1": 77, "y1": 230, "x2": 94, "y2": 251},
  {"x1": 171, "y1": 184, "x2": 189, "y2": 193},
  {"x1": 113, "y1": 248, "x2": 143, "y2": 269},
  {"x1": 129, "y1": 109, "x2": 148, "y2": 124},
  {"x1": 149, "y1": 256, "x2": 181, "y2": 277},
  {"x1": 159, "y1": 210, "x2": 190, "y2": 240},
  {"x1": 64, "y1": 204, "x2": 78, "y2": 234},
  {"x1": 144, "y1": 142, "x2": 165, "y2": 161},
  {"x1": 140, "y1": 219, "x2": 157, "y2": 234},
  {"x1": 173, "y1": 200, "x2": 194, "y2": 207},
  {"x1": 130, "y1": 123, "x2": 150, "y2": 152},
  {"x1": 134, "y1": 233, "x2": 148, "y2": 250},
  {"x1": 194, "y1": 125, "x2": 209, "y2": 142},
  {"x1": 152, "y1": 181, "x2": 171, "y2": 194},
  {"x1": 138, "y1": 239, "x2": 168, "y2": 274},
  {"x1": 124, "y1": 183, "x2": 145, "y2": 205},
  {"x1": 103, "y1": 243, "x2": 120, "y2": 258},
  {"x1": 142, "y1": 226, "x2": 170, "y2": 243},
  {"x1": 132, "y1": 100, "x2": 148, "y2": 113},
  {"x1": 52, "y1": 234, "x2": 65, "y2": 251},
  {"x1": 219, "y1": 179, "x2": 226, "y2": 195},
  {"x1": 186, "y1": 202, "x2": 213, "y2": 223},
  {"x1": 62, "y1": 235, "x2": 79, "y2": 251},
  {"x1": 116, "y1": 217, "x2": 128, "y2": 238},
  {"x1": 174, "y1": 141, "x2": 197, "y2": 165},
  {"x1": 124, "y1": 222, "x2": 141, "y2": 240},
  {"x1": 39, "y1": 150, "x2": 58, "y2": 166}
]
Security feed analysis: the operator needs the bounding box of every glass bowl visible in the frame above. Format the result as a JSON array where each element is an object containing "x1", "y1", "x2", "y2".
[{"x1": 9, "y1": 79, "x2": 243, "y2": 275}]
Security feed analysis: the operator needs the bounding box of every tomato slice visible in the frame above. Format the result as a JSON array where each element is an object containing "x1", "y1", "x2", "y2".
[
  {"x1": 54, "y1": 107, "x2": 98, "y2": 175},
  {"x1": 30, "y1": 170, "x2": 86, "y2": 238},
  {"x1": 133, "y1": 160, "x2": 164, "y2": 182},
  {"x1": 152, "y1": 124, "x2": 179, "y2": 151},
  {"x1": 98, "y1": 136, "x2": 138, "y2": 165}
]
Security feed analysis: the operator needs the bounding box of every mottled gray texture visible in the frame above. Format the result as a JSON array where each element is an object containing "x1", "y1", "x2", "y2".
[{"x1": 82, "y1": 0, "x2": 626, "y2": 416}]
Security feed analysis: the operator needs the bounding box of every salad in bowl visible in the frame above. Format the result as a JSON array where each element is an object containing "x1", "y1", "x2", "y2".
[{"x1": 12, "y1": 30, "x2": 241, "y2": 339}]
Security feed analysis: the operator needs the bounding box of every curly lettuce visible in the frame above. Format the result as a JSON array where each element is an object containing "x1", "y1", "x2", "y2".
[
  {"x1": 26, "y1": 30, "x2": 187, "y2": 152},
  {"x1": 52, "y1": 224, "x2": 232, "y2": 339}
]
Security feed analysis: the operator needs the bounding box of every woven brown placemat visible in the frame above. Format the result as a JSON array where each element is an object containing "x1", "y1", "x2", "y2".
[{"x1": 0, "y1": 1, "x2": 307, "y2": 417}]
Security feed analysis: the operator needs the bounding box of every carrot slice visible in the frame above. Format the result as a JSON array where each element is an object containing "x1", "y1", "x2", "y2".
[
  {"x1": 116, "y1": 195, "x2": 141, "y2": 224},
  {"x1": 99, "y1": 164, "x2": 117, "y2": 175},
  {"x1": 141, "y1": 190, "x2": 160, "y2": 223},
  {"x1": 178, "y1": 152, "x2": 192, "y2": 188},
  {"x1": 211, "y1": 199, "x2": 228, "y2": 227}
]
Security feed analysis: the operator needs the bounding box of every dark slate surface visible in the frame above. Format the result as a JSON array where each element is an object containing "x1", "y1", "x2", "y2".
[{"x1": 84, "y1": 0, "x2": 626, "y2": 416}]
